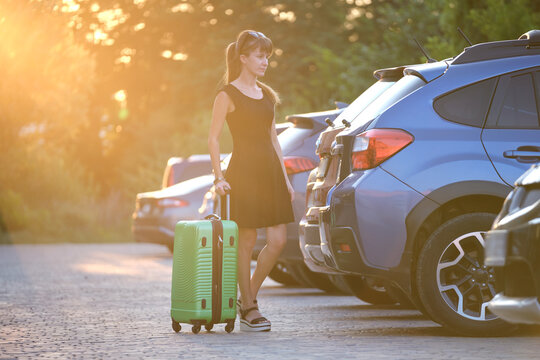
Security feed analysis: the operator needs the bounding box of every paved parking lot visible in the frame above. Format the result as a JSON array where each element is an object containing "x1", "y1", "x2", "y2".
[{"x1": 1, "y1": 243, "x2": 540, "y2": 359}]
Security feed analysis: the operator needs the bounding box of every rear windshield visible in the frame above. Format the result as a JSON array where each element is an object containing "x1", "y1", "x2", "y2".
[
  {"x1": 173, "y1": 162, "x2": 213, "y2": 184},
  {"x1": 334, "y1": 80, "x2": 396, "y2": 127},
  {"x1": 278, "y1": 127, "x2": 313, "y2": 154},
  {"x1": 346, "y1": 75, "x2": 426, "y2": 130}
]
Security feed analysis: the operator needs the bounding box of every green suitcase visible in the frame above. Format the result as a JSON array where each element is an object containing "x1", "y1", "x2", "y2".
[{"x1": 170, "y1": 198, "x2": 238, "y2": 334}]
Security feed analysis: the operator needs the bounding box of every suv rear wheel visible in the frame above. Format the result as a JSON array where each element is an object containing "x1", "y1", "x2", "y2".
[
  {"x1": 416, "y1": 213, "x2": 515, "y2": 336},
  {"x1": 288, "y1": 262, "x2": 342, "y2": 293},
  {"x1": 342, "y1": 275, "x2": 396, "y2": 305},
  {"x1": 268, "y1": 262, "x2": 299, "y2": 286}
]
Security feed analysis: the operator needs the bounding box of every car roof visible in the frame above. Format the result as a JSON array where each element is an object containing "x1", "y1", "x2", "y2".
[
  {"x1": 167, "y1": 154, "x2": 226, "y2": 166},
  {"x1": 452, "y1": 30, "x2": 540, "y2": 65},
  {"x1": 398, "y1": 30, "x2": 540, "y2": 88}
]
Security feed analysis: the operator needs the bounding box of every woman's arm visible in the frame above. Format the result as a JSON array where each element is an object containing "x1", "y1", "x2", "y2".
[
  {"x1": 208, "y1": 91, "x2": 233, "y2": 194},
  {"x1": 270, "y1": 118, "x2": 294, "y2": 201}
]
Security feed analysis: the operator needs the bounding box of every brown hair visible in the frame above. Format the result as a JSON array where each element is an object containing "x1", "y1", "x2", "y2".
[{"x1": 221, "y1": 30, "x2": 280, "y2": 105}]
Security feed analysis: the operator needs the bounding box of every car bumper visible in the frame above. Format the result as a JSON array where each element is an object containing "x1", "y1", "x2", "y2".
[
  {"x1": 318, "y1": 167, "x2": 425, "y2": 293},
  {"x1": 132, "y1": 216, "x2": 174, "y2": 245},
  {"x1": 298, "y1": 213, "x2": 345, "y2": 275},
  {"x1": 488, "y1": 293, "x2": 540, "y2": 325}
]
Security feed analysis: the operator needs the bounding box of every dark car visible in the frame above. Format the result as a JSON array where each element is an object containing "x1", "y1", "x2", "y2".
[
  {"x1": 133, "y1": 174, "x2": 215, "y2": 252},
  {"x1": 486, "y1": 163, "x2": 540, "y2": 325},
  {"x1": 319, "y1": 31, "x2": 540, "y2": 335}
]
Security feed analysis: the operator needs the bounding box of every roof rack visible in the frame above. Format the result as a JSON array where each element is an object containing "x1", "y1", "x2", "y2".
[{"x1": 452, "y1": 29, "x2": 540, "y2": 64}]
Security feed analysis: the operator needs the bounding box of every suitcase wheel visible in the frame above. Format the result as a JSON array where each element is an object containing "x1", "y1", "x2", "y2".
[
  {"x1": 205, "y1": 323, "x2": 213, "y2": 332},
  {"x1": 225, "y1": 320, "x2": 234, "y2": 333},
  {"x1": 192, "y1": 325, "x2": 201, "y2": 334},
  {"x1": 172, "y1": 320, "x2": 181, "y2": 333}
]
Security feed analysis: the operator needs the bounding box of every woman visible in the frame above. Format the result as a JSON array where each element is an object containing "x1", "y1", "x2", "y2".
[{"x1": 208, "y1": 30, "x2": 294, "y2": 332}]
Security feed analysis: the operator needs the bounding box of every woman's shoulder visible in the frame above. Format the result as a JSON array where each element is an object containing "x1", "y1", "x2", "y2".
[{"x1": 216, "y1": 83, "x2": 235, "y2": 98}]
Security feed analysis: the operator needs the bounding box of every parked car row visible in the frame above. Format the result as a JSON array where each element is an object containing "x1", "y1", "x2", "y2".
[
  {"x1": 300, "y1": 29, "x2": 540, "y2": 335},
  {"x1": 133, "y1": 30, "x2": 540, "y2": 336}
]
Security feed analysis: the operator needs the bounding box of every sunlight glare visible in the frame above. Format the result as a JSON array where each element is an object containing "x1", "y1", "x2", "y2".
[
  {"x1": 61, "y1": 0, "x2": 80, "y2": 13},
  {"x1": 171, "y1": 3, "x2": 194, "y2": 13},
  {"x1": 172, "y1": 52, "x2": 188, "y2": 61},
  {"x1": 134, "y1": 22, "x2": 145, "y2": 31},
  {"x1": 114, "y1": 90, "x2": 127, "y2": 102}
]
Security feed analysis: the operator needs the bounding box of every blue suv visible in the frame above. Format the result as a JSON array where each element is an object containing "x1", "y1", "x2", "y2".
[{"x1": 318, "y1": 30, "x2": 540, "y2": 335}]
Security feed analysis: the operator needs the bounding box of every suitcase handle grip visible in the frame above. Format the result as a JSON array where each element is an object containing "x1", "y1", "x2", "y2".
[
  {"x1": 204, "y1": 193, "x2": 231, "y2": 221},
  {"x1": 204, "y1": 214, "x2": 221, "y2": 221}
]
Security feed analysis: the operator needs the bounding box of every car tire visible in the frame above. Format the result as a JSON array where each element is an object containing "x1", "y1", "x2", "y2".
[
  {"x1": 327, "y1": 275, "x2": 354, "y2": 295},
  {"x1": 343, "y1": 275, "x2": 396, "y2": 305},
  {"x1": 416, "y1": 212, "x2": 516, "y2": 336},
  {"x1": 268, "y1": 262, "x2": 299, "y2": 286},
  {"x1": 385, "y1": 283, "x2": 415, "y2": 309}
]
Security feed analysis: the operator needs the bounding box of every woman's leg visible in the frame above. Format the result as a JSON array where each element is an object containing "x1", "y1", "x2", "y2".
[
  {"x1": 250, "y1": 223, "x2": 287, "y2": 299},
  {"x1": 237, "y1": 227, "x2": 262, "y2": 321}
]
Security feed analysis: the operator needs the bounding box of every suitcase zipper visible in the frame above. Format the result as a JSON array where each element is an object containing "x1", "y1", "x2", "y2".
[{"x1": 211, "y1": 219, "x2": 223, "y2": 324}]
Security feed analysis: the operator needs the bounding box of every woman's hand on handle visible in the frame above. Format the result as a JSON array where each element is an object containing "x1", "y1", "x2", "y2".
[{"x1": 215, "y1": 180, "x2": 231, "y2": 196}]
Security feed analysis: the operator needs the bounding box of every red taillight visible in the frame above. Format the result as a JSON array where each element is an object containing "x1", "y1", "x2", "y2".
[
  {"x1": 351, "y1": 129, "x2": 413, "y2": 171},
  {"x1": 339, "y1": 243, "x2": 352, "y2": 253},
  {"x1": 284, "y1": 156, "x2": 317, "y2": 175},
  {"x1": 158, "y1": 198, "x2": 189, "y2": 207}
]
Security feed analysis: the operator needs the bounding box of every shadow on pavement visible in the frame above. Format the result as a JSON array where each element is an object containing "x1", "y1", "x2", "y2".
[
  {"x1": 335, "y1": 326, "x2": 453, "y2": 337},
  {"x1": 334, "y1": 313, "x2": 428, "y2": 322}
]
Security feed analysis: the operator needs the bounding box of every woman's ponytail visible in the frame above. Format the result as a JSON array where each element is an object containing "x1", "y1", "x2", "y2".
[{"x1": 223, "y1": 42, "x2": 241, "y2": 84}]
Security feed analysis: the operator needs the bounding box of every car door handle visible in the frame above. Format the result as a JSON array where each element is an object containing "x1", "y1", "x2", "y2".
[{"x1": 503, "y1": 150, "x2": 540, "y2": 159}]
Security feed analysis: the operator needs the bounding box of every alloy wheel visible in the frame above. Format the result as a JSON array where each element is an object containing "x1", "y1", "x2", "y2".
[{"x1": 436, "y1": 231, "x2": 497, "y2": 321}]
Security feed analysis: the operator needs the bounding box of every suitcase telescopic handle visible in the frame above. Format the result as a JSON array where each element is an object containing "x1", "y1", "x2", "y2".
[
  {"x1": 204, "y1": 191, "x2": 230, "y2": 221},
  {"x1": 222, "y1": 191, "x2": 230, "y2": 221}
]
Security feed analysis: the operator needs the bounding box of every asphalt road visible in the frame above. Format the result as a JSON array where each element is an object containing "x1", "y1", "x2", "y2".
[{"x1": 1, "y1": 243, "x2": 539, "y2": 359}]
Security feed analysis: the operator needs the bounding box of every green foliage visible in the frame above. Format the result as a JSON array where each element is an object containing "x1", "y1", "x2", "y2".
[
  {"x1": 0, "y1": 1, "x2": 94, "y2": 153},
  {"x1": 0, "y1": 146, "x2": 107, "y2": 243},
  {"x1": 0, "y1": 1, "x2": 109, "y2": 243},
  {"x1": 426, "y1": 0, "x2": 540, "y2": 60}
]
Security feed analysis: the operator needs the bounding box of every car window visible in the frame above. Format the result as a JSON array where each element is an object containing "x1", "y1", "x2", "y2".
[
  {"x1": 496, "y1": 73, "x2": 538, "y2": 128},
  {"x1": 176, "y1": 162, "x2": 213, "y2": 183},
  {"x1": 278, "y1": 127, "x2": 313, "y2": 155},
  {"x1": 536, "y1": 71, "x2": 540, "y2": 111},
  {"x1": 347, "y1": 75, "x2": 426, "y2": 129},
  {"x1": 485, "y1": 70, "x2": 540, "y2": 129},
  {"x1": 433, "y1": 78, "x2": 497, "y2": 128},
  {"x1": 334, "y1": 80, "x2": 396, "y2": 126}
]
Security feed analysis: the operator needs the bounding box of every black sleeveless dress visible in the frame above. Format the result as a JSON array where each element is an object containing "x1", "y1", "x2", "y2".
[{"x1": 218, "y1": 83, "x2": 294, "y2": 228}]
